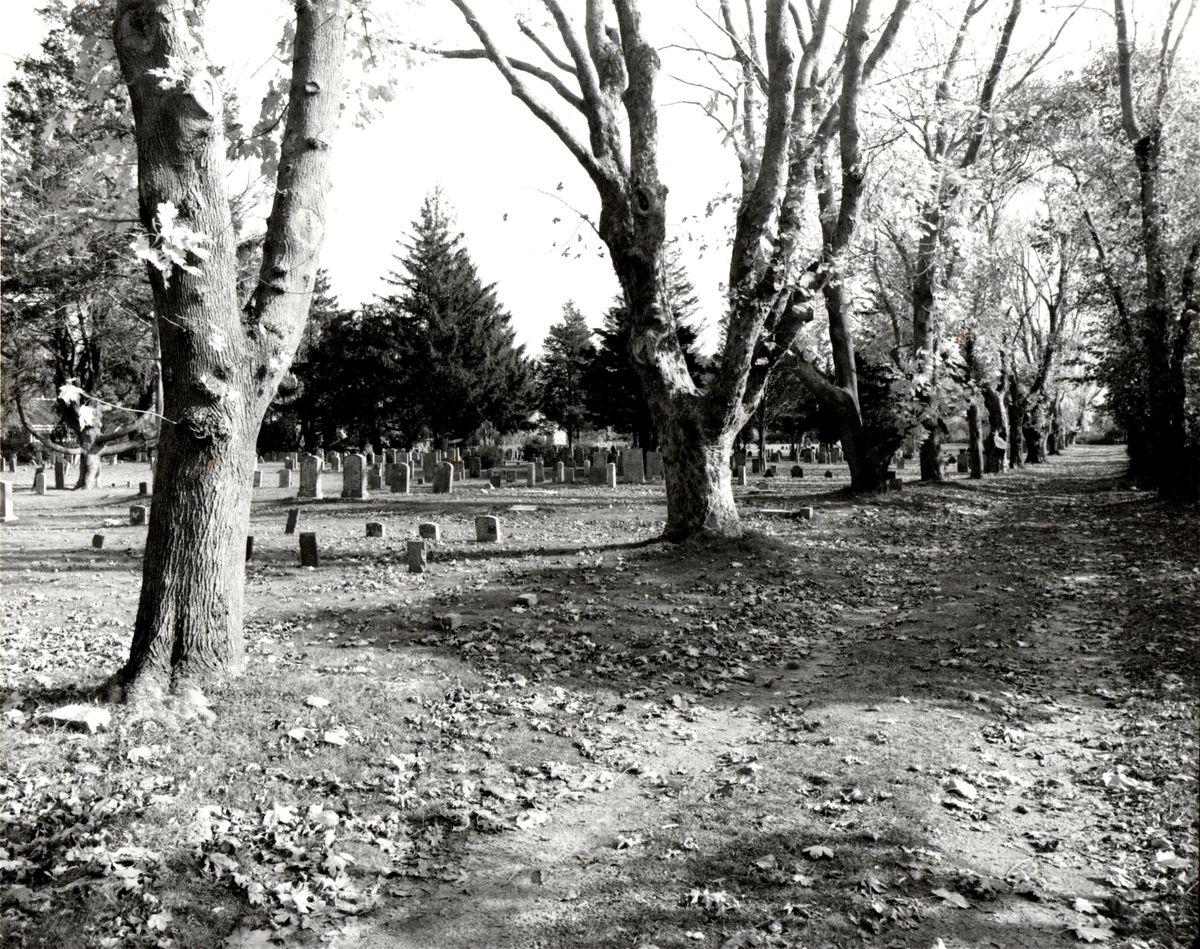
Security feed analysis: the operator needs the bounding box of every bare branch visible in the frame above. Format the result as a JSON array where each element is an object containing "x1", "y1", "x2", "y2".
[
  {"x1": 518, "y1": 17, "x2": 578, "y2": 75},
  {"x1": 411, "y1": 43, "x2": 585, "y2": 111}
]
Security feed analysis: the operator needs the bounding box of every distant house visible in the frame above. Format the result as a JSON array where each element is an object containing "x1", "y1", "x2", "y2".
[{"x1": 18, "y1": 398, "x2": 61, "y2": 446}]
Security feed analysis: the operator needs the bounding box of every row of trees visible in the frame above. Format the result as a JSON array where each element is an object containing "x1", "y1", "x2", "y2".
[{"x1": 1, "y1": 0, "x2": 1194, "y2": 699}]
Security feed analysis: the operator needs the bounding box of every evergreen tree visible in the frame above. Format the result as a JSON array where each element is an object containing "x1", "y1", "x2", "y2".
[
  {"x1": 538, "y1": 301, "x2": 594, "y2": 446},
  {"x1": 584, "y1": 247, "x2": 704, "y2": 449},
  {"x1": 381, "y1": 191, "x2": 532, "y2": 444}
]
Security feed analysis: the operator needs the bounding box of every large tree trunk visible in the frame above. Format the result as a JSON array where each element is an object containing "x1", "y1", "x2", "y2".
[
  {"x1": 658, "y1": 412, "x2": 738, "y2": 540},
  {"x1": 114, "y1": 0, "x2": 346, "y2": 695},
  {"x1": 919, "y1": 423, "x2": 945, "y2": 482},
  {"x1": 982, "y1": 382, "x2": 1008, "y2": 473},
  {"x1": 122, "y1": 421, "x2": 256, "y2": 692},
  {"x1": 967, "y1": 401, "x2": 983, "y2": 479}
]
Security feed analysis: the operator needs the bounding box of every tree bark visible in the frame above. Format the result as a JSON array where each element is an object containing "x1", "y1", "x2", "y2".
[
  {"x1": 114, "y1": 0, "x2": 346, "y2": 695},
  {"x1": 982, "y1": 382, "x2": 1006, "y2": 474},
  {"x1": 967, "y1": 401, "x2": 983, "y2": 479}
]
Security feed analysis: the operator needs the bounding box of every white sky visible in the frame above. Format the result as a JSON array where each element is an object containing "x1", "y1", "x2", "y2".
[{"x1": 2, "y1": 0, "x2": 1186, "y2": 354}]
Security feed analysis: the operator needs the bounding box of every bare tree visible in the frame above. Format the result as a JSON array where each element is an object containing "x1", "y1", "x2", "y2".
[{"x1": 442, "y1": 0, "x2": 907, "y2": 536}]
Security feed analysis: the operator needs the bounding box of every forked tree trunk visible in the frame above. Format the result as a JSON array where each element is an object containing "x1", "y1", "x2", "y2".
[
  {"x1": 114, "y1": 0, "x2": 346, "y2": 695},
  {"x1": 76, "y1": 452, "x2": 102, "y2": 489}
]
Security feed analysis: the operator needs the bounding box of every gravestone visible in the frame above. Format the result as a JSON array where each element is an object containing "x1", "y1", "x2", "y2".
[
  {"x1": 423, "y1": 453, "x2": 437, "y2": 482},
  {"x1": 284, "y1": 508, "x2": 300, "y2": 534},
  {"x1": 418, "y1": 522, "x2": 441, "y2": 542},
  {"x1": 751, "y1": 458, "x2": 761, "y2": 475},
  {"x1": 534, "y1": 460, "x2": 544, "y2": 483},
  {"x1": 620, "y1": 449, "x2": 644, "y2": 484},
  {"x1": 252, "y1": 470, "x2": 262, "y2": 488},
  {"x1": 284, "y1": 455, "x2": 296, "y2": 471},
  {"x1": 365, "y1": 521, "x2": 385, "y2": 538},
  {"x1": 341, "y1": 453, "x2": 368, "y2": 499},
  {"x1": 737, "y1": 466, "x2": 748, "y2": 486},
  {"x1": 606, "y1": 462, "x2": 617, "y2": 488},
  {"x1": 956, "y1": 449, "x2": 970, "y2": 473},
  {"x1": 588, "y1": 463, "x2": 607, "y2": 485},
  {"x1": 92, "y1": 534, "x2": 104, "y2": 548},
  {"x1": 278, "y1": 468, "x2": 293, "y2": 488},
  {"x1": 733, "y1": 451, "x2": 747, "y2": 472},
  {"x1": 298, "y1": 532, "x2": 319, "y2": 567},
  {"x1": 564, "y1": 466, "x2": 576, "y2": 484},
  {"x1": 432, "y1": 461, "x2": 454, "y2": 494},
  {"x1": 5, "y1": 456, "x2": 16, "y2": 473},
  {"x1": 454, "y1": 460, "x2": 466, "y2": 482},
  {"x1": 489, "y1": 469, "x2": 503, "y2": 488},
  {"x1": 33, "y1": 467, "x2": 47, "y2": 496},
  {"x1": 298, "y1": 453, "x2": 323, "y2": 499},
  {"x1": 525, "y1": 463, "x2": 537, "y2": 487},
  {"x1": 327, "y1": 452, "x2": 341, "y2": 473},
  {"x1": 0, "y1": 481, "x2": 15, "y2": 522},
  {"x1": 475, "y1": 515, "x2": 501, "y2": 542},
  {"x1": 798, "y1": 507, "x2": 814, "y2": 521},
  {"x1": 824, "y1": 470, "x2": 833, "y2": 479},
  {"x1": 591, "y1": 450, "x2": 607, "y2": 471},
  {"x1": 554, "y1": 461, "x2": 565, "y2": 483},
  {"x1": 406, "y1": 539, "x2": 428, "y2": 574},
  {"x1": 389, "y1": 462, "x2": 411, "y2": 495},
  {"x1": 469, "y1": 456, "x2": 481, "y2": 478},
  {"x1": 791, "y1": 465, "x2": 804, "y2": 478},
  {"x1": 367, "y1": 469, "x2": 384, "y2": 491},
  {"x1": 645, "y1": 451, "x2": 663, "y2": 480},
  {"x1": 54, "y1": 461, "x2": 67, "y2": 490},
  {"x1": 245, "y1": 536, "x2": 254, "y2": 562},
  {"x1": 129, "y1": 505, "x2": 148, "y2": 526}
]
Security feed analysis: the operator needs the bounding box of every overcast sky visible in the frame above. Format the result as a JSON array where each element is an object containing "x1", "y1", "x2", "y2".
[{"x1": 2, "y1": 0, "x2": 1170, "y2": 354}]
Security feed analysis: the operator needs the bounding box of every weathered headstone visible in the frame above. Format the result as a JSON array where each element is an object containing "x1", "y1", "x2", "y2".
[
  {"x1": 620, "y1": 449, "x2": 645, "y2": 484},
  {"x1": 533, "y1": 459, "x2": 544, "y2": 483},
  {"x1": 737, "y1": 466, "x2": 748, "y2": 486},
  {"x1": 0, "y1": 481, "x2": 15, "y2": 522},
  {"x1": 54, "y1": 461, "x2": 67, "y2": 490},
  {"x1": 432, "y1": 461, "x2": 454, "y2": 494},
  {"x1": 475, "y1": 515, "x2": 501, "y2": 542},
  {"x1": 129, "y1": 505, "x2": 148, "y2": 526},
  {"x1": 454, "y1": 460, "x2": 466, "y2": 482},
  {"x1": 956, "y1": 449, "x2": 970, "y2": 473},
  {"x1": 365, "y1": 521, "x2": 385, "y2": 538},
  {"x1": 469, "y1": 456, "x2": 482, "y2": 479},
  {"x1": 389, "y1": 462, "x2": 411, "y2": 495},
  {"x1": 245, "y1": 535, "x2": 255, "y2": 562},
  {"x1": 327, "y1": 452, "x2": 342, "y2": 473},
  {"x1": 525, "y1": 463, "x2": 537, "y2": 487},
  {"x1": 564, "y1": 466, "x2": 576, "y2": 484},
  {"x1": 92, "y1": 533, "x2": 104, "y2": 548},
  {"x1": 138, "y1": 481, "x2": 150, "y2": 497},
  {"x1": 418, "y1": 522, "x2": 441, "y2": 542},
  {"x1": 33, "y1": 467, "x2": 47, "y2": 496},
  {"x1": 298, "y1": 532, "x2": 319, "y2": 567},
  {"x1": 4, "y1": 456, "x2": 16, "y2": 473},
  {"x1": 790, "y1": 465, "x2": 804, "y2": 478},
  {"x1": 588, "y1": 463, "x2": 607, "y2": 485},
  {"x1": 824, "y1": 469, "x2": 833, "y2": 479},
  {"x1": 406, "y1": 539, "x2": 428, "y2": 574},
  {"x1": 554, "y1": 461, "x2": 565, "y2": 483},
  {"x1": 367, "y1": 469, "x2": 384, "y2": 491},
  {"x1": 298, "y1": 453, "x2": 323, "y2": 499},
  {"x1": 489, "y1": 469, "x2": 504, "y2": 488},
  {"x1": 284, "y1": 508, "x2": 299, "y2": 534},
  {"x1": 278, "y1": 468, "x2": 293, "y2": 488},
  {"x1": 341, "y1": 453, "x2": 368, "y2": 499},
  {"x1": 798, "y1": 507, "x2": 814, "y2": 520},
  {"x1": 284, "y1": 455, "x2": 296, "y2": 471},
  {"x1": 422, "y1": 453, "x2": 437, "y2": 482},
  {"x1": 252, "y1": 470, "x2": 262, "y2": 488},
  {"x1": 606, "y1": 462, "x2": 617, "y2": 488},
  {"x1": 645, "y1": 451, "x2": 663, "y2": 480}
]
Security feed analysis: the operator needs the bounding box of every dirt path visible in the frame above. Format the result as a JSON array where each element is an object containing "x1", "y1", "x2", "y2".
[{"x1": 1, "y1": 447, "x2": 1195, "y2": 949}]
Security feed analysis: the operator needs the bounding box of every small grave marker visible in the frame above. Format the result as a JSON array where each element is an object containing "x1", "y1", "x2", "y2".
[
  {"x1": 365, "y1": 521, "x2": 385, "y2": 538},
  {"x1": 418, "y1": 522, "x2": 441, "y2": 542},
  {"x1": 475, "y1": 515, "x2": 501, "y2": 542},
  {"x1": 284, "y1": 508, "x2": 299, "y2": 534},
  {"x1": 129, "y1": 505, "x2": 148, "y2": 526},
  {"x1": 245, "y1": 536, "x2": 255, "y2": 562},
  {"x1": 406, "y1": 539, "x2": 428, "y2": 574},
  {"x1": 0, "y1": 481, "x2": 15, "y2": 522},
  {"x1": 92, "y1": 534, "x2": 104, "y2": 548},
  {"x1": 298, "y1": 532, "x2": 319, "y2": 567}
]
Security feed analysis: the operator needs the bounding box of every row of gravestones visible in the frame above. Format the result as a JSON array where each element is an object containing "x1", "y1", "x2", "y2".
[{"x1": 277, "y1": 512, "x2": 503, "y2": 572}]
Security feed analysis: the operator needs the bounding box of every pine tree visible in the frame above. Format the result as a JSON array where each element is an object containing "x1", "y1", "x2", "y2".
[
  {"x1": 538, "y1": 301, "x2": 594, "y2": 446},
  {"x1": 380, "y1": 191, "x2": 532, "y2": 444},
  {"x1": 585, "y1": 247, "x2": 704, "y2": 449}
]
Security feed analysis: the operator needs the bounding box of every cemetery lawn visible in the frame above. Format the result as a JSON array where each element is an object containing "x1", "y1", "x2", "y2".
[{"x1": 0, "y1": 445, "x2": 1196, "y2": 949}]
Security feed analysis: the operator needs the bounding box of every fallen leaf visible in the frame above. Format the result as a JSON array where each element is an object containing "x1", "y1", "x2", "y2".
[
  {"x1": 931, "y1": 887, "x2": 970, "y2": 908},
  {"x1": 1073, "y1": 925, "x2": 1113, "y2": 942},
  {"x1": 44, "y1": 704, "x2": 110, "y2": 733},
  {"x1": 803, "y1": 845, "x2": 834, "y2": 860}
]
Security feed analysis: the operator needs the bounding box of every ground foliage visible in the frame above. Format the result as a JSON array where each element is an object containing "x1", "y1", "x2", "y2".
[{"x1": 0, "y1": 447, "x2": 1196, "y2": 948}]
